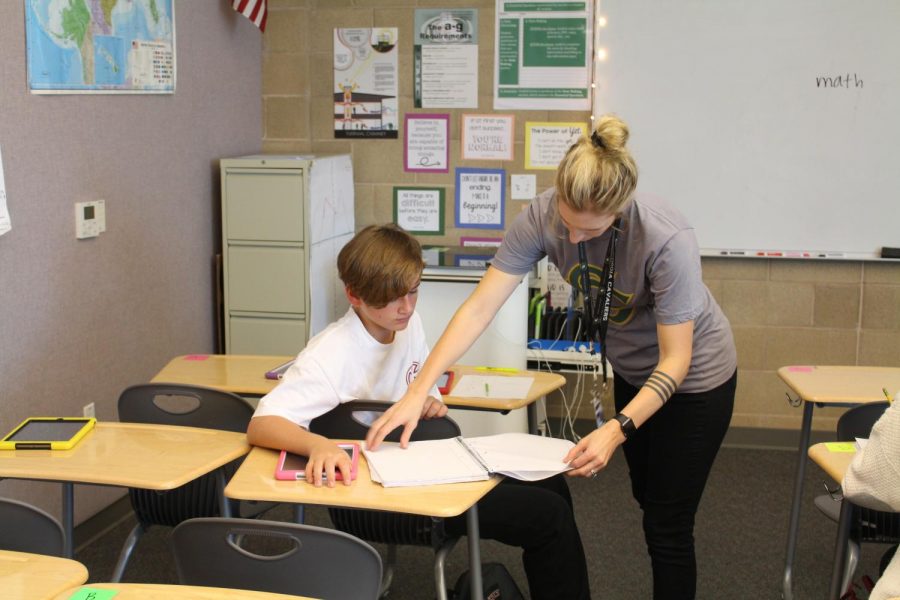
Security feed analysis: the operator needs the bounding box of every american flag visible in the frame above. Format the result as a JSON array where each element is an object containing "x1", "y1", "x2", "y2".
[{"x1": 232, "y1": 0, "x2": 267, "y2": 32}]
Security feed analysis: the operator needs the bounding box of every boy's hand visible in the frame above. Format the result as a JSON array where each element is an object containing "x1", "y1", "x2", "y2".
[
  {"x1": 306, "y1": 438, "x2": 353, "y2": 488},
  {"x1": 421, "y1": 396, "x2": 448, "y2": 419},
  {"x1": 365, "y1": 390, "x2": 427, "y2": 450}
]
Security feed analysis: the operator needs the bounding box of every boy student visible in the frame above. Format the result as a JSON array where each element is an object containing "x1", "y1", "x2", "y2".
[{"x1": 247, "y1": 224, "x2": 590, "y2": 599}]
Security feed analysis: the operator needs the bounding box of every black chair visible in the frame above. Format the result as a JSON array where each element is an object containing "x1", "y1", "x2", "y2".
[
  {"x1": 112, "y1": 382, "x2": 270, "y2": 581},
  {"x1": 0, "y1": 497, "x2": 65, "y2": 556},
  {"x1": 309, "y1": 400, "x2": 462, "y2": 600},
  {"x1": 815, "y1": 401, "x2": 900, "y2": 592},
  {"x1": 172, "y1": 517, "x2": 382, "y2": 600}
]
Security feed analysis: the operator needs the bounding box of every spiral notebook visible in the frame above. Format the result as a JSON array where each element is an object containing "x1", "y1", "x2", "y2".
[{"x1": 362, "y1": 432, "x2": 574, "y2": 488}]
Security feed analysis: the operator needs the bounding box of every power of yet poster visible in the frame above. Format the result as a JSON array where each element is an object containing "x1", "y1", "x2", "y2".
[
  {"x1": 494, "y1": 0, "x2": 593, "y2": 110},
  {"x1": 525, "y1": 122, "x2": 587, "y2": 169},
  {"x1": 334, "y1": 28, "x2": 399, "y2": 138},
  {"x1": 414, "y1": 9, "x2": 479, "y2": 108}
]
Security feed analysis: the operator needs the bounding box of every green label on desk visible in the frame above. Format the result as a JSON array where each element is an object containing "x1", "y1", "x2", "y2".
[
  {"x1": 824, "y1": 442, "x2": 856, "y2": 453},
  {"x1": 68, "y1": 587, "x2": 119, "y2": 600}
]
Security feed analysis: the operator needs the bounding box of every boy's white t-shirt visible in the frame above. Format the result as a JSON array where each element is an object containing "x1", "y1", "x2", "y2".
[{"x1": 253, "y1": 307, "x2": 440, "y2": 429}]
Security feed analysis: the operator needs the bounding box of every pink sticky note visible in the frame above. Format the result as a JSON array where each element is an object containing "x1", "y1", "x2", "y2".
[{"x1": 183, "y1": 354, "x2": 209, "y2": 361}]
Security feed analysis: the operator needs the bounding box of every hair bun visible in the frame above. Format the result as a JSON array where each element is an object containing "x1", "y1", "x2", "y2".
[{"x1": 591, "y1": 114, "x2": 629, "y2": 151}]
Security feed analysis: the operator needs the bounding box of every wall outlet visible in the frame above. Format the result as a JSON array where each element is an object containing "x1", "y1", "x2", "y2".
[{"x1": 83, "y1": 402, "x2": 95, "y2": 418}]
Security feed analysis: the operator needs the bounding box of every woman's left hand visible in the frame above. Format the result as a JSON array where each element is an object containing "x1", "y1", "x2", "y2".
[{"x1": 563, "y1": 420, "x2": 625, "y2": 478}]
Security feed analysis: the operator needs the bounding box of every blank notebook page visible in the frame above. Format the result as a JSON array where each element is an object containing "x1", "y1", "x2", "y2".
[{"x1": 363, "y1": 439, "x2": 488, "y2": 487}]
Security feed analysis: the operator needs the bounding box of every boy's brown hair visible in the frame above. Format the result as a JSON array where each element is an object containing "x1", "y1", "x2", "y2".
[{"x1": 337, "y1": 224, "x2": 424, "y2": 308}]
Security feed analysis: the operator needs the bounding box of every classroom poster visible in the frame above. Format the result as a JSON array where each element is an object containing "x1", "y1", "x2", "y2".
[
  {"x1": 525, "y1": 122, "x2": 587, "y2": 170},
  {"x1": 494, "y1": 0, "x2": 593, "y2": 110},
  {"x1": 461, "y1": 114, "x2": 515, "y2": 161},
  {"x1": 393, "y1": 187, "x2": 445, "y2": 234},
  {"x1": 455, "y1": 168, "x2": 505, "y2": 230},
  {"x1": 0, "y1": 145, "x2": 9, "y2": 236},
  {"x1": 414, "y1": 9, "x2": 479, "y2": 108},
  {"x1": 510, "y1": 173, "x2": 537, "y2": 200},
  {"x1": 404, "y1": 114, "x2": 450, "y2": 172},
  {"x1": 333, "y1": 28, "x2": 399, "y2": 138}
]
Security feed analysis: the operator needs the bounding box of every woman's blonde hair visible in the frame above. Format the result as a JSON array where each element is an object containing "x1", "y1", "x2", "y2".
[
  {"x1": 555, "y1": 114, "x2": 638, "y2": 215},
  {"x1": 337, "y1": 224, "x2": 424, "y2": 308}
]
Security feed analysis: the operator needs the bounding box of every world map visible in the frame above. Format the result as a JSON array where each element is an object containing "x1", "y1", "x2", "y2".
[{"x1": 25, "y1": 0, "x2": 175, "y2": 93}]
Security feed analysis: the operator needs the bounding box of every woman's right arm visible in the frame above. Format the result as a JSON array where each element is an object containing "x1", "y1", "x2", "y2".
[{"x1": 366, "y1": 266, "x2": 525, "y2": 449}]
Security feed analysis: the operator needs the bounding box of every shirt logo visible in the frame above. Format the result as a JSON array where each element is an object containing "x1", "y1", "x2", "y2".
[
  {"x1": 564, "y1": 264, "x2": 636, "y2": 326},
  {"x1": 406, "y1": 362, "x2": 421, "y2": 385}
]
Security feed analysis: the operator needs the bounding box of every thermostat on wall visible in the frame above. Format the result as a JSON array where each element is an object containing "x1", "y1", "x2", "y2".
[{"x1": 75, "y1": 200, "x2": 106, "y2": 239}]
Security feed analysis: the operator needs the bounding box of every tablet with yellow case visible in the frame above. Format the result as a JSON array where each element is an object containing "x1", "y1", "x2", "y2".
[{"x1": 0, "y1": 417, "x2": 96, "y2": 450}]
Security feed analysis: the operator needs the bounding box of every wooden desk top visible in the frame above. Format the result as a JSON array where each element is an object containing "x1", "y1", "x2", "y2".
[
  {"x1": 0, "y1": 550, "x2": 88, "y2": 600},
  {"x1": 778, "y1": 365, "x2": 900, "y2": 405},
  {"x1": 154, "y1": 354, "x2": 565, "y2": 411},
  {"x1": 153, "y1": 354, "x2": 288, "y2": 396},
  {"x1": 808, "y1": 442, "x2": 855, "y2": 482},
  {"x1": 0, "y1": 422, "x2": 249, "y2": 489},
  {"x1": 54, "y1": 583, "x2": 313, "y2": 599},
  {"x1": 225, "y1": 444, "x2": 501, "y2": 518}
]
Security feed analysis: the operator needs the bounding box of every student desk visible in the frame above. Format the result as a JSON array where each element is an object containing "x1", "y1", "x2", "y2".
[
  {"x1": 0, "y1": 422, "x2": 249, "y2": 559},
  {"x1": 0, "y1": 550, "x2": 88, "y2": 600},
  {"x1": 780, "y1": 365, "x2": 900, "y2": 600},
  {"x1": 808, "y1": 443, "x2": 861, "y2": 600},
  {"x1": 225, "y1": 444, "x2": 502, "y2": 600},
  {"x1": 152, "y1": 354, "x2": 565, "y2": 430},
  {"x1": 55, "y1": 583, "x2": 314, "y2": 599}
]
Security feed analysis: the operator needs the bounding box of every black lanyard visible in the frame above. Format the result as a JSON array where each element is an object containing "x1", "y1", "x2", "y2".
[{"x1": 576, "y1": 219, "x2": 620, "y2": 380}]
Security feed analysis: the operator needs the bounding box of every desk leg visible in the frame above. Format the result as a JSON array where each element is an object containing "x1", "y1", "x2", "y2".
[
  {"x1": 467, "y1": 504, "x2": 483, "y2": 600},
  {"x1": 62, "y1": 482, "x2": 74, "y2": 558},
  {"x1": 828, "y1": 500, "x2": 853, "y2": 600},
  {"x1": 216, "y1": 469, "x2": 232, "y2": 518},
  {"x1": 782, "y1": 400, "x2": 814, "y2": 600},
  {"x1": 527, "y1": 401, "x2": 539, "y2": 435}
]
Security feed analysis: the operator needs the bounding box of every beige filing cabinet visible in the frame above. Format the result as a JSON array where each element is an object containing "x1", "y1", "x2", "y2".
[{"x1": 220, "y1": 155, "x2": 355, "y2": 355}]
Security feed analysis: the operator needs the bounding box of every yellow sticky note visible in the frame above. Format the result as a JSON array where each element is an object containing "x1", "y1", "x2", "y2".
[{"x1": 824, "y1": 442, "x2": 856, "y2": 453}]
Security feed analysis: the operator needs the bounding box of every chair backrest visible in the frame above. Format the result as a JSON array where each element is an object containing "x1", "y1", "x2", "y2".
[
  {"x1": 172, "y1": 517, "x2": 382, "y2": 600},
  {"x1": 117, "y1": 383, "x2": 255, "y2": 526},
  {"x1": 309, "y1": 399, "x2": 461, "y2": 442},
  {"x1": 837, "y1": 401, "x2": 889, "y2": 441},
  {"x1": 118, "y1": 383, "x2": 253, "y2": 433},
  {"x1": 0, "y1": 497, "x2": 65, "y2": 556}
]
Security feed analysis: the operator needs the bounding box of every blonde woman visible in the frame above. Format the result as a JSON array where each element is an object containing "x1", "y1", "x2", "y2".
[{"x1": 368, "y1": 115, "x2": 737, "y2": 599}]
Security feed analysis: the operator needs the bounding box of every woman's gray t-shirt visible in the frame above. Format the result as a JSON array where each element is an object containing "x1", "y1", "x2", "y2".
[{"x1": 493, "y1": 188, "x2": 736, "y2": 393}]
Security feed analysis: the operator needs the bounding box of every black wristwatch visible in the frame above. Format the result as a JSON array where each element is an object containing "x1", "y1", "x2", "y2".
[{"x1": 612, "y1": 413, "x2": 636, "y2": 439}]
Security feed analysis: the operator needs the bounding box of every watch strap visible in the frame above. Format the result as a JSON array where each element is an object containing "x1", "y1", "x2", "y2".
[{"x1": 613, "y1": 413, "x2": 636, "y2": 439}]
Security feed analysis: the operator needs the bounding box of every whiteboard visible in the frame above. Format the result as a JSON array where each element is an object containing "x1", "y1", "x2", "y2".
[{"x1": 593, "y1": 0, "x2": 900, "y2": 258}]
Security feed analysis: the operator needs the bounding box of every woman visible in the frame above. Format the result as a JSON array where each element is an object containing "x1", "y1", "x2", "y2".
[{"x1": 367, "y1": 114, "x2": 737, "y2": 599}]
